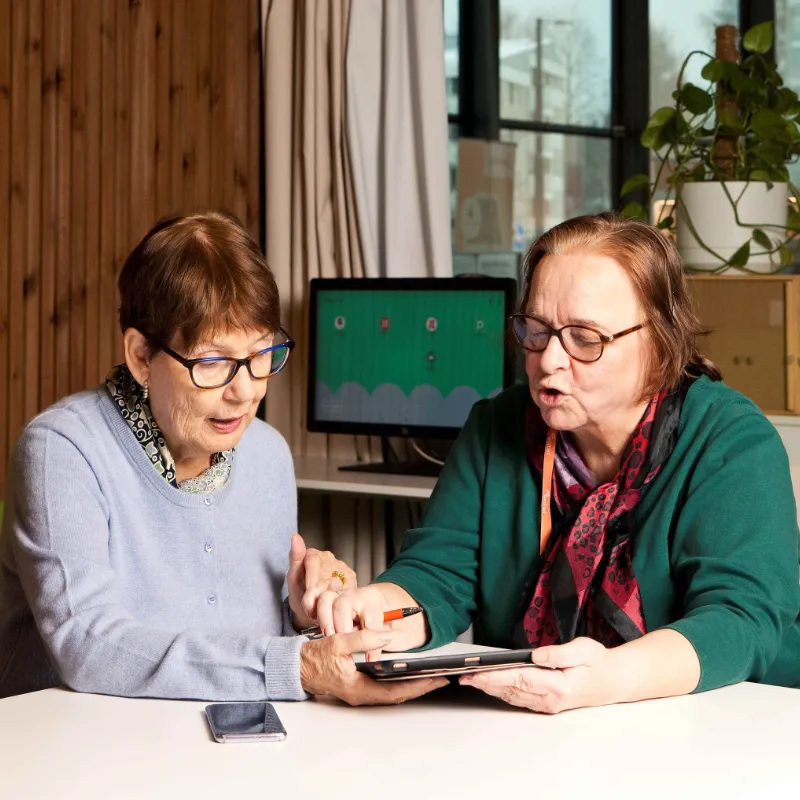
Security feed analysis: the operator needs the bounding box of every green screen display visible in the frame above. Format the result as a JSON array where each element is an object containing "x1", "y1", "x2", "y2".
[{"x1": 314, "y1": 288, "x2": 507, "y2": 428}]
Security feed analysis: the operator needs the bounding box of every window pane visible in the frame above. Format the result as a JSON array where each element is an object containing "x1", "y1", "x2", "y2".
[
  {"x1": 500, "y1": 130, "x2": 611, "y2": 244},
  {"x1": 444, "y1": 0, "x2": 459, "y2": 116},
  {"x1": 499, "y1": 0, "x2": 611, "y2": 127},
  {"x1": 648, "y1": 0, "x2": 738, "y2": 193},
  {"x1": 776, "y1": 0, "x2": 800, "y2": 188},
  {"x1": 649, "y1": 0, "x2": 738, "y2": 115}
]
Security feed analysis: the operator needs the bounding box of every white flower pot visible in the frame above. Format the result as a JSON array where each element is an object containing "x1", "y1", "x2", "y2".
[{"x1": 676, "y1": 181, "x2": 788, "y2": 272}]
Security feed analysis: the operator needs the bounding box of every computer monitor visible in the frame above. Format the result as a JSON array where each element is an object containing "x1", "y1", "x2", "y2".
[{"x1": 307, "y1": 277, "x2": 518, "y2": 447}]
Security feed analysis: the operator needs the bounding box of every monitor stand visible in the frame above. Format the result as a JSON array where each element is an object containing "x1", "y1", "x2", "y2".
[{"x1": 337, "y1": 437, "x2": 443, "y2": 478}]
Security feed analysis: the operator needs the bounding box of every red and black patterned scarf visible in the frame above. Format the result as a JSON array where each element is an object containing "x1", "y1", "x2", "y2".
[{"x1": 519, "y1": 384, "x2": 685, "y2": 648}]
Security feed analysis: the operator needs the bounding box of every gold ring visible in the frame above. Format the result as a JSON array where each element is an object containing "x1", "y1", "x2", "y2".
[{"x1": 331, "y1": 570, "x2": 347, "y2": 585}]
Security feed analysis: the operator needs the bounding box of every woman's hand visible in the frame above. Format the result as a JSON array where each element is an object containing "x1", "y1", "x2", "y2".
[
  {"x1": 315, "y1": 584, "x2": 388, "y2": 638},
  {"x1": 314, "y1": 583, "x2": 427, "y2": 656},
  {"x1": 459, "y1": 637, "x2": 618, "y2": 714},
  {"x1": 287, "y1": 533, "x2": 357, "y2": 630},
  {"x1": 300, "y1": 629, "x2": 448, "y2": 705}
]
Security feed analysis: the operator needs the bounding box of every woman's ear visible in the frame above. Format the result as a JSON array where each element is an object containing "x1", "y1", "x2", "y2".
[{"x1": 123, "y1": 329, "x2": 152, "y2": 387}]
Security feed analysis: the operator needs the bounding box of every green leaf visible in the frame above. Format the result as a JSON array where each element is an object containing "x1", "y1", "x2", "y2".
[
  {"x1": 780, "y1": 245, "x2": 795, "y2": 268},
  {"x1": 728, "y1": 67, "x2": 760, "y2": 94},
  {"x1": 787, "y1": 211, "x2": 800, "y2": 232},
  {"x1": 717, "y1": 108, "x2": 744, "y2": 134},
  {"x1": 784, "y1": 120, "x2": 800, "y2": 141},
  {"x1": 728, "y1": 241, "x2": 751, "y2": 268},
  {"x1": 742, "y1": 21, "x2": 773, "y2": 55},
  {"x1": 678, "y1": 83, "x2": 713, "y2": 115},
  {"x1": 748, "y1": 142, "x2": 788, "y2": 169},
  {"x1": 657, "y1": 216, "x2": 675, "y2": 230},
  {"x1": 701, "y1": 60, "x2": 724, "y2": 82},
  {"x1": 749, "y1": 108, "x2": 789, "y2": 140},
  {"x1": 750, "y1": 169, "x2": 774, "y2": 182},
  {"x1": 641, "y1": 107, "x2": 676, "y2": 150},
  {"x1": 619, "y1": 174, "x2": 650, "y2": 197},
  {"x1": 774, "y1": 88, "x2": 799, "y2": 115},
  {"x1": 620, "y1": 201, "x2": 647, "y2": 221},
  {"x1": 753, "y1": 228, "x2": 773, "y2": 249}
]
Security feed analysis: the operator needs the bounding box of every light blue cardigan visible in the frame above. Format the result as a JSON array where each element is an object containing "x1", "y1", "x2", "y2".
[{"x1": 0, "y1": 387, "x2": 307, "y2": 700}]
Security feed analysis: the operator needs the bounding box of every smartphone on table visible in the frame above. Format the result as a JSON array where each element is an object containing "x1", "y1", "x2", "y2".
[{"x1": 205, "y1": 702, "x2": 287, "y2": 743}]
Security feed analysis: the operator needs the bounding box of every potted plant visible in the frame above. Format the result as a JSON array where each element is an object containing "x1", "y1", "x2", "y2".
[{"x1": 620, "y1": 21, "x2": 800, "y2": 272}]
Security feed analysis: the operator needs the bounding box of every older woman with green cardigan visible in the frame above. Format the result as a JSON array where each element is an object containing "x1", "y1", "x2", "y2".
[{"x1": 309, "y1": 213, "x2": 800, "y2": 709}]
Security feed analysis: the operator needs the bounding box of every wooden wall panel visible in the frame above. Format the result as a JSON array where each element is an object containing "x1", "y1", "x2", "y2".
[
  {"x1": 155, "y1": 0, "x2": 172, "y2": 220},
  {"x1": 83, "y1": 0, "x2": 101, "y2": 388},
  {"x1": 129, "y1": 0, "x2": 156, "y2": 244},
  {"x1": 0, "y1": 0, "x2": 263, "y2": 497},
  {"x1": 70, "y1": 0, "x2": 87, "y2": 395},
  {"x1": 0, "y1": 1, "x2": 12, "y2": 496},
  {"x1": 112, "y1": 0, "x2": 129, "y2": 362},
  {"x1": 97, "y1": 0, "x2": 116, "y2": 386},
  {"x1": 246, "y1": 0, "x2": 260, "y2": 239},
  {"x1": 39, "y1": 0, "x2": 58, "y2": 412},
  {"x1": 9, "y1": 0, "x2": 28, "y2": 451},
  {"x1": 24, "y1": 0, "x2": 43, "y2": 424},
  {"x1": 168, "y1": 0, "x2": 186, "y2": 214},
  {"x1": 54, "y1": 0, "x2": 72, "y2": 402}
]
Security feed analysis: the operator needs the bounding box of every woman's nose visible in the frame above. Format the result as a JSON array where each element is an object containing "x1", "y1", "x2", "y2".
[
  {"x1": 537, "y1": 333, "x2": 570, "y2": 372},
  {"x1": 225, "y1": 363, "x2": 258, "y2": 401}
]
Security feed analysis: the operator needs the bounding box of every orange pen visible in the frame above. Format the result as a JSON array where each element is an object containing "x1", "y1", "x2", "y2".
[
  {"x1": 381, "y1": 606, "x2": 424, "y2": 623},
  {"x1": 301, "y1": 606, "x2": 423, "y2": 639}
]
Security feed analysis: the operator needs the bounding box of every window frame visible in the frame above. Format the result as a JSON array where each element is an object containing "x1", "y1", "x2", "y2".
[{"x1": 449, "y1": 0, "x2": 777, "y2": 217}]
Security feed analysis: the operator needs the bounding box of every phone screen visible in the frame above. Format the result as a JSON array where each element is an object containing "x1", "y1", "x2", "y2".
[{"x1": 205, "y1": 702, "x2": 287, "y2": 742}]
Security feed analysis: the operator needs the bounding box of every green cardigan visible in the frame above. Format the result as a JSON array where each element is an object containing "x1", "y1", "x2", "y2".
[{"x1": 377, "y1": 378, "x2": 800, "y2": 692}]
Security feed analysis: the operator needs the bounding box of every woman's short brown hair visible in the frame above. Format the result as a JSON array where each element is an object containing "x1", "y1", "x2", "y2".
[
  {"x1": 520, "y1": 212, "x2": 721, "y2": 396},
  {"x1": 118, "y1": 210, "x2": 281, "y2": 351}
]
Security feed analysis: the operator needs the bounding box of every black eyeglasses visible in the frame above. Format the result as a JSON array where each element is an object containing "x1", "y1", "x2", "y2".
[
  {"x1": 509, "y1": 314, "x2": 646, "y2": 364},
  {"x1": 159, "y1": 328, "x2": 296, "y2": 389}
]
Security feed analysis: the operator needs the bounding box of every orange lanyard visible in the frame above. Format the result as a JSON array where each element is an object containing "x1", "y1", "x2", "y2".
[{"x1": 540, "y1": 428, "x2": 557, "y2": 554}]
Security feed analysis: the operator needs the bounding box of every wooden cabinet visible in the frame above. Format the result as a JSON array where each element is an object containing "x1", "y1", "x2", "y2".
[{"x1": 686, "y1": 275, "x2": 800, "y2": 415}]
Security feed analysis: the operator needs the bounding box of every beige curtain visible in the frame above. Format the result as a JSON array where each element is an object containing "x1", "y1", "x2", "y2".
[
  {"x1": 261, "y1": 0, "x2": 385, "y2": 580},
  {"x1": 347, "y1": 0, "x2": 452, "y2": 277},
  {"x1": 260, "y1": 0, "x2": 449, "y2": 580}
]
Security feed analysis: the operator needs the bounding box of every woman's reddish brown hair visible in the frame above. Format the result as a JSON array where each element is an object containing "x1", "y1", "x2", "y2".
[
  {"x1": 520, "y1": 212, "x2": 721, "y2": 396},
  {"x1": 118, "y1": 210, "x2": 281, "y2": 352}
]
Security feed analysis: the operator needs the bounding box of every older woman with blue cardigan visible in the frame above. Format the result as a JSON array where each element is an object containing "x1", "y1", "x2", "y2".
[{"x1": 0, "y1": 211, "x2": 443, "y2": 706}]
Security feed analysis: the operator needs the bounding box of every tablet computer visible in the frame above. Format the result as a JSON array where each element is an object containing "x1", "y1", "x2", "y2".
[{"x1": 355, "y1": 648, "x2": 538, "y2": 681}]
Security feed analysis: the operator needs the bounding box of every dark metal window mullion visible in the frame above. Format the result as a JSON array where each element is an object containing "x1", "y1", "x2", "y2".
[
  {"x1": 610, "y1": 0, "x2": 650, "y2": 209},
  {"x1": 739, "y1": 0, "x2": 776, "y2": 61},
  {"x1": 499, "y1": 118, "x2": 615, "y2": 140},
  {"x1": 457, "y1": 0, "x2": 651, "y2": 213},
  {"x1": 457, "y1": 0, "x2": 500, "y2": 140}
]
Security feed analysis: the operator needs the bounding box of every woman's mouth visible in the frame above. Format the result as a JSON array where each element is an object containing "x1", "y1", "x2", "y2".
[
  {"x1": 537, "y1": 388, "x2": 567, "y2": 406},
  {"x1": 209, "y1": 416, "x2": 245, "y2": 434}
]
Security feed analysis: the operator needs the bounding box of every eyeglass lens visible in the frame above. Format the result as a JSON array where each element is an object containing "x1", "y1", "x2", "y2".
[
  {"x1": 191, "y1": 345, "x2": 291, "y2": 388},
  {"x1": 512, "y1": 316, "x2": 603, "y2": 362}
]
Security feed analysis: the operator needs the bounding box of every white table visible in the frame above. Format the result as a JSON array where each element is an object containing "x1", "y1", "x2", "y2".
[
  {"x1": 2, "y1": 678, "x2": 799, "y2": 799},
  {"x1": 293, "y1": 455, "x2": 436, "y2": 500}
]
